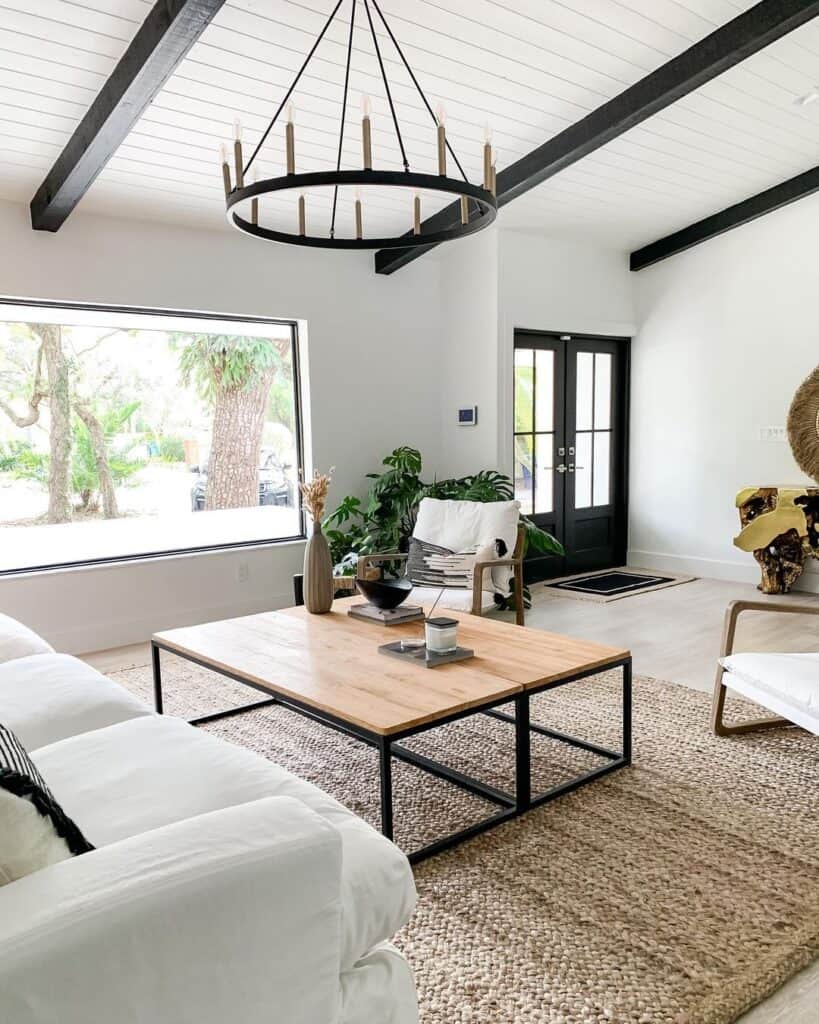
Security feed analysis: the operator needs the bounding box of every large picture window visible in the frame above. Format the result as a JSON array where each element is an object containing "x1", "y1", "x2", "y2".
[{"x1": 0, "y1": 302, "x2": 303, "y2": 573}]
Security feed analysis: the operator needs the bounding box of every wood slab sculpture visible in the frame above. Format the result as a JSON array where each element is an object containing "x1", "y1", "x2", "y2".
[{"x1": 734, "y1": 487, "x2": 819, "y2": 594}]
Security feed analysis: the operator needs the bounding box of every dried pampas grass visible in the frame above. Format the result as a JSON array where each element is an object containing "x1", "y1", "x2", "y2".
[{"x1": 299, "y1": 467, "x2": 334, "y2": 522}]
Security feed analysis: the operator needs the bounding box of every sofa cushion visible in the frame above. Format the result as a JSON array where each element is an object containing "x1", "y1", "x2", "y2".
[
  {"x1": 0, "y1": 613, "x2": 53, "y2": 665},
  {"x1": 0, "y1": 722, "x2": 94, "y2": 886},
  {"x1": 32, "y1": 715, "x2": 415, "y2": 971},
  {"x1": 721, "y1": 652, "x2": 819, "y2": 714},
  {"x1": 0, "y1": 654, "x2": 151, "y2": 752}
]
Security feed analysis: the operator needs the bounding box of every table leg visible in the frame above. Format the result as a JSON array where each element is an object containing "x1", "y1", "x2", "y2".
[
  {"x1": 515, "y1": 692, "x2": 531, "y2": 812},
  {"x1": 379, "y1": 737, "x2": 394, "y2": 840},
  {"x1": 622, "y1": 658, "x2": 632, "y2": 765},
  {"x1": 152, "y1": 642, "x2": 163, "y2": 715}
]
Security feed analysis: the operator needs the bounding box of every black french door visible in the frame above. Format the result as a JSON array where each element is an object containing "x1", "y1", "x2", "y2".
[{"x1": 513, "y1": 330, "x2": 630, "y2": 581}]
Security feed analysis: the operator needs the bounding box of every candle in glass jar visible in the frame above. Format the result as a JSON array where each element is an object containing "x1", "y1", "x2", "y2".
[{"x1": 425, "y1": 616, "x2": 458, "y2": 655}]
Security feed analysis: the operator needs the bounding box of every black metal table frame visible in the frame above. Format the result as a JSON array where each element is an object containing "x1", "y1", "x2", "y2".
[{"x1": 152, "y1": 640, "x2": 631, "y2": 865}]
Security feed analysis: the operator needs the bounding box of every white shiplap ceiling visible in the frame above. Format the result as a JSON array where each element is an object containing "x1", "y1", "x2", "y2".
[{"x1": 1, "y1": 0, "x2": 819, "y2": 250}]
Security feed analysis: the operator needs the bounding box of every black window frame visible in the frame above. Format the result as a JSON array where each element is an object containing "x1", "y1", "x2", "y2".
[{"x1": 0, "y1": 297, "x2": 306, "y2": 576}]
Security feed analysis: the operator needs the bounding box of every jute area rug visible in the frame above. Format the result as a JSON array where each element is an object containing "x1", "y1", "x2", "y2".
[{"x1": 112, "y1": 658, "x2": 819, "y2": 1024}]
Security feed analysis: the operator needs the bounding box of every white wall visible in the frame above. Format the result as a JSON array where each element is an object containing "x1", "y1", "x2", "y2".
[
  {"x1": 497, "y1": 231, "x2": 635, "y2": 478},
  {"x1": 630, "y1": 194, "x2": 819, "y2": 591},
  {"x1": 0, "y1": 199, "x2": 445, "y2": 650},
  {"x1": 434, "y1": 228, "x2": 635, "y2": 479},
  {"x1": 436, "y1": 226, "x2": 500, "y2": 477}
]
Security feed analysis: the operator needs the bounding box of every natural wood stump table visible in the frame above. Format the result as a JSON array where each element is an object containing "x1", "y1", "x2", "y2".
[{"x1": 735, "y1": 486, "x2": 819, "y2": 593}]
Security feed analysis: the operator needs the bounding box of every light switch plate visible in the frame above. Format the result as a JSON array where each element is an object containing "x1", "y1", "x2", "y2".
[{"x1": 759, "y1": 426, "x2": 787, "y2": 441}]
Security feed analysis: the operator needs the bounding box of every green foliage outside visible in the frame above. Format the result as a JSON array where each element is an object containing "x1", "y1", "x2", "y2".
[
  {"x1": 8, "y1": 403, "x2": 145, "y2": 512},
  {"x1": 175, "y1": 334, "x2": 282, "y2": 401},
  {"x1": 157, "y1": 435, "x2": 186, "y2": 462},
  {"x1": 322, "y1": 446, "x2": 564, "y2": 608}
]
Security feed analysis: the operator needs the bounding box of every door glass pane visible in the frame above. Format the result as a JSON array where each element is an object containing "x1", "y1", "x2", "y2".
[
  {"x1": 514, "y1": 434, "x2": 533, "y2": 513},
  {"x1": 534, "y1": 349, "x2": 553, "y2": 433},
  {"x1": 594, "y1": 353, "x2": 612, "y2": 430},
  {"x1": 534, "y1": 434, "x2": 553, "y2": 514},
  {"x1": 514, "y1": 349, "x2": 533, "y2": 432},
  {"x1": 574, "y1": 432, "x2": 592, "y2": 509},
  {"x1": 575, "y1": 351, "x2": 593, "y2": 431},
  {"x1": 593, "y1": 431, "x2": 611, "y2": 506}
]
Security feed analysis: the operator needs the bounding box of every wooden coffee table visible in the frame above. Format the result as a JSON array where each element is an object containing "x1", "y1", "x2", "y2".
[{"x1": 152, "y1": 598, "x2": 631, "y2": 863}]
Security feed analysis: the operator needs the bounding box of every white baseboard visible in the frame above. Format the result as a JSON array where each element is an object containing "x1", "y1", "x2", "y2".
[{"x1": 627, "y1": 549, "x2": 819, "y2": 594}]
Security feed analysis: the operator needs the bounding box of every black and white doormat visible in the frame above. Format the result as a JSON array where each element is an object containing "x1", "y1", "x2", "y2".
[{"x1": 544, "y1": 568, "x2": 696, "y2": 602}]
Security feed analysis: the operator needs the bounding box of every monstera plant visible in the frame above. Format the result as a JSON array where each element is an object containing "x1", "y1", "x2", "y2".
[{"x1": 322, "y1": 446, "x2": 563, "y2": 608}]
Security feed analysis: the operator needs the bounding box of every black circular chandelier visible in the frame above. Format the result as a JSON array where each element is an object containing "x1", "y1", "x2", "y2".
[{"x1": 218, "y1": 0, "x2": 498, "y2": 250}]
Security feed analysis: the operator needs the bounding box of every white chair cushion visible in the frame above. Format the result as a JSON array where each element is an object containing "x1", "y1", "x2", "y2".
[
  {"x1": 409, "y1": 585, "x2": 496, "y2": 614},
  {"x1": 721, "y1": 652, "x2": 819, "y2": 715},
  {"x1": 0, "y1": 613, "x2": 53, "y2": 664},
  {"x1": 32, "y1": 715, "x2": 416, "y2": 972},
  {"x1": 0, "y1": 653, "x2": 151, "y2": 752},
  {"x1": 412, "y1": 498, "x2": 520, "y2": 595}
]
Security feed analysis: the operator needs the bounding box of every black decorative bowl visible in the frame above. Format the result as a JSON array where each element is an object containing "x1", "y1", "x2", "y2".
[{"x1": 355, "y1": 576, "x2": 413, "y2": 609}]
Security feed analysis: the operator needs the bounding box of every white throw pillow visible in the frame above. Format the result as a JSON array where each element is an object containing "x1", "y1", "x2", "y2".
[
  {"x1": 0, "y1": 723, "x2": 94, "y2": 886},
  {"x1": 0, "y1": 613, "x2": 54, "y2": 665}
]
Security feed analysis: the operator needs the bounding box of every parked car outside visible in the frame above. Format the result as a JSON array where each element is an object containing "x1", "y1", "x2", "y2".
[{"x1": 191, "y1": 449, "x2": 294, "y2": 511}]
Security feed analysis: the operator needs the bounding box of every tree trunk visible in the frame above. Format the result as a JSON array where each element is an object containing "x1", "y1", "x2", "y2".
[
  {"x1": 75, "y1": 402, "x2": 119, "y2": 519},
  {"x1": 205, "y1": 371, "x2": 274, "y2": 511},
  {"x1": 35, "y1": 324, "x2": 72, "y2": 524}
]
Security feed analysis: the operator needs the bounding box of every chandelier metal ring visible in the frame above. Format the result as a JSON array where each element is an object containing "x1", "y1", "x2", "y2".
[
  {"x1": 218, "y1": 0, "x2": 500, "y2": 251},
  {"x1": 226, "y1": 170, "x2": 498, "y2": 249}
]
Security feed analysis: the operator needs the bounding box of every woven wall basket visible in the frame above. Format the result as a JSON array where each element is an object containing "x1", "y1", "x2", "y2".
[{"x1": 787, "y1": 363, "x2": 819, "y2": 483}]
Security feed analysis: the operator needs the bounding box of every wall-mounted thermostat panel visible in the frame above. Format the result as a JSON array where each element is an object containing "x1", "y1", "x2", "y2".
[{"x1": 458, "y1": 406, "x2": 478, "y2": 426}]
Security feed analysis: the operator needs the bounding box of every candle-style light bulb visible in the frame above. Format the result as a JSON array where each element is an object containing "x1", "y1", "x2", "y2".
[
  {"x1": 298, "y1": 193, "x2": 306, "y2": 236},
  {"x1": 460, "y1": 195, "x2": 469, "y2": 225},
  {"x1": 413, "y1": 191, "x2": 421, "y2": 235},
  {"x1": 435, "y1": 104, "x2": 447, "y2": 176},
  {"x1": 218, "y1": 143, "x2": 231, "y2": 197},
  {"x1": 491, "y1": 148, "x2": 498, "y2": 195},
  {"x1": 286, "y1": 104, "x2": 296, "y2": 175},
  {"x1": 483, "y1": 123, "x2": 492, "y2": 190},
  {"x1": 354, "y1": 187, "x2": 362, "y2": 240},
  {"x1": 233, "y1": 117, "x2": 244, "y2": 188},
  {"x1": 361, "y1": 93, "x2": 373, "y2": 170}
]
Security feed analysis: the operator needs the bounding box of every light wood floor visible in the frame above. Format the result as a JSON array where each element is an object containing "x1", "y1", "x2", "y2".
[{"x1": 82, "y1": 573, "x2": 819, "y2": 1024}]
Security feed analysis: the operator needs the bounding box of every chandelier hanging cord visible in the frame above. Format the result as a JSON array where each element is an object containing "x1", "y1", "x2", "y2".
[
  {"x1": 362, "y1": 0, "x2": 409, "y2": 173},
  {"x1": 330, "y1": 0, "x2": 357, "y2": 238},
  {"x1": 243, "y1": 0, "x2": 345, "y2": 178},
  {"x1": 369, "y1": 0, "x2": 468, "y2": 184}
]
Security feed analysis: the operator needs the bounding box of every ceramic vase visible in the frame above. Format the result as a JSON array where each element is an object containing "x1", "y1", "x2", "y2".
[{"x1": 303, "y1": 520, "x2": 334, "y2": 613}]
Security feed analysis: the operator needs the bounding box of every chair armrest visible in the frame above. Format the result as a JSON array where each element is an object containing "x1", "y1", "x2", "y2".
[
  {"x1": 720, "y1": 599, "x2": 819, "y2": 658},
  {"x1": 0, "y1": 797, "x2": 343, "y2": 1024},
  {"x1": 356, "y1": 552, "x2": 409, "y2": 579}
]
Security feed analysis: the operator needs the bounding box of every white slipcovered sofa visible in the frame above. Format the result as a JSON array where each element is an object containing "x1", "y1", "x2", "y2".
[{"x1": 0, "y1": 612, "x2": 418, "y2": 1024}]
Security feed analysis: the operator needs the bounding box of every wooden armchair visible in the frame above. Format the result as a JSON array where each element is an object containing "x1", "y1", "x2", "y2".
[
  {"x1": 712, "y1": 600, "x2": 819, "y2": 736},
  {"x1": 357, "y1": 523, "x2": 526, "y2": 625}
]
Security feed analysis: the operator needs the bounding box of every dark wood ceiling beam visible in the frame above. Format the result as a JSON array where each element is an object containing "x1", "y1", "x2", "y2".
[
  {"x1": 375, "y1": 0, "x2": 819, "y2": 276},
  {"x1": 30, "y1": 0, "x2": 226, "y2": 232},
  {"x1": 630, "y1": 164, "x2": 819, "y2": 270}
]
